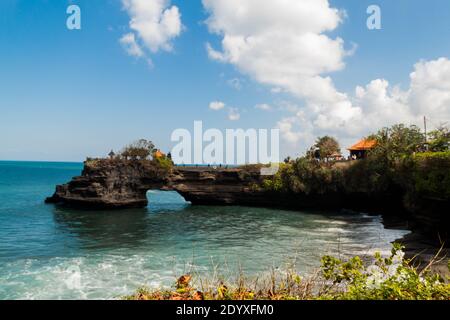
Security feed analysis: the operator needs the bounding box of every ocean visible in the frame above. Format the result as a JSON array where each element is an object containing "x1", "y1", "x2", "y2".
[{"x1": 0, "y1": 161, "x2": 409, "y2": 299}]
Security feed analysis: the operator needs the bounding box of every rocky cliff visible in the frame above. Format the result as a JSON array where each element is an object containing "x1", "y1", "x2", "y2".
[
  {"x1": 46, "y1": 159, "x2": 448, "y2": 235},
  {"x1": 45, "y1": 160, "x2": 366, "y2": 210},
  {"x1": 46, "y1": 159, "x2": 170, "y2": 209}
]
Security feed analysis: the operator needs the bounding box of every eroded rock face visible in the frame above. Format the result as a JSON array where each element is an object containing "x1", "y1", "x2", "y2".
[
  {"x1": 44, "y1": 159, "x2": 385, "y2": 210},
  {"x1": 45, "y1": 159, "x2": 449, "y2": 231},
  {"x1": 45, "y1": 160, "x2": 266, "y2": 209},
  {"x1": 46, "y1": 160, "x2": 171, "y2": 209}
]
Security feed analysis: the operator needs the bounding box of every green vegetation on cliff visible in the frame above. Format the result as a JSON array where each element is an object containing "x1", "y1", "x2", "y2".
[
  {"x1": 262, "y1": 124, "x2": 450, "y2": 207},
  {"x1": 406, "y1": 151, "x2": 450, "y2": 200},
  {"x1": 86, "y1": 138, "x2": 174, "y2": 175}
]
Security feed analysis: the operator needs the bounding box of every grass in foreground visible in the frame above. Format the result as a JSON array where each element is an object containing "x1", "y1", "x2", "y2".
[{"x1": 123, "y1": 244, "x2": 450, "y2": 300}]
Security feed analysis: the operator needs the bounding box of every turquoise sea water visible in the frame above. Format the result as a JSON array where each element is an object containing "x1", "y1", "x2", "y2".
[{"x1": 0, "y1": 161, "x2": 409, "y2": 299}]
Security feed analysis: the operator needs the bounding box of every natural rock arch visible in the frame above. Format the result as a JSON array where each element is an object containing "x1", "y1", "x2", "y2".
[{"x1": 46, "y1": 159, "x2": 265, "y2": 209}]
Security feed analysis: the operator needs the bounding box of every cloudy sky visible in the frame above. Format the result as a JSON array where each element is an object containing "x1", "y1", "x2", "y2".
[{"x1": 1, "y1": 0, "x2": 450, "y2": 161}]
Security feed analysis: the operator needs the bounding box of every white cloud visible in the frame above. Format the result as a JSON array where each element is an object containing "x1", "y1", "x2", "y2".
[
  {"x1": 276, "y1": 100, "x2": 301, "y2": 113},
  {"x1": 276, "y1": 110, "x2": 315, "y2": 146},
  {"x1": 277, "y1": 117, "x2": 301, "y2": 144},
  {"x1": 121, "y1": 0, "x2": 183, "y2": 62},
  {"x1": 209, "y1": 101, "x2": 225, "y2": 111},
  {"x1": 209, "y1": 101, "x2": 241, "y2": 121},
  {"x1": 209, "y1": 101, "x2": 241, "y2": 120},
  {"x1": 353, "y1": 79, "x2": 411, "y2": 130},
  {"x1": 351, "y1": 59, "x2": 450, "y2": 133},
  {"x1": 228, "y1": 107, "x2": 241, "y2": 121},
  {"x1": 255, "y1": 103, "x2": 272, "y2": 111},
  {"x1": 120, "y1": 33, "x2": 144, "y2": 57},
  {"x1": 409, "y1": 58, "x2": 450, "y2": 119},
  {"x1": 271, "y1": 87, "x2": 284, "y2": 94},
  {"x1": 277, "y1": 58, "x2": 450, "y2": 152},
  {"x1": 203, "y1": 0, "x2": 348, "y2": 102}
]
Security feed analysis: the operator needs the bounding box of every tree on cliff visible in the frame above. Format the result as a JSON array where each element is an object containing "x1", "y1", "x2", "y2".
[
  {"x1": 312, "y1": 136, "x2": 341, "y2": 160},
  {"x1": 428, "y1": 125, "x2": 450, "y2": 152},
  {"x1": 120, "y1": 139, "x2": 156, "y2": 160},
  {"x1": 369, "y1": 124, "x2": 425, "y2": 161}
]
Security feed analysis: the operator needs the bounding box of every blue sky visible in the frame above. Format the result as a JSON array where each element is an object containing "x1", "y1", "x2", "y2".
[{"x1": 1, "y1": 0, "x2": 450, "y2": 161}]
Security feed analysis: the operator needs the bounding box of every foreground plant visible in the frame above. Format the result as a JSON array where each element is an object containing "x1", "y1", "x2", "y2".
[
  {"x1": 320, "y1": 243, "x2": 449, "y2": 300},
  {"x1": 124, "y1": 244, "x2": 450, "y2": 300}
]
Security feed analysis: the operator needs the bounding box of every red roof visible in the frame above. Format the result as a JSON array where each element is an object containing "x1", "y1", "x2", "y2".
[
  {"x1": 154, "y1": 150, "x2": 165, "y2": 158},
  {"x1": 348, "y1": 139, "x2": 377, "y2": 151}
]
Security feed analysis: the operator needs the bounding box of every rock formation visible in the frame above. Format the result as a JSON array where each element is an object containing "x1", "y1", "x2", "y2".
[
  {"x1": 45, "y1": 159, "x2": 355, "y2": 210},
  {"x1": 46, "y1": 159, "x2": 165, "y2": 208},
  {"x1": 45, "y1": 159, "x2": 448, "y2": 236},
  {"x1": 45, "y1": 159, "x2": 268, "y2": 209}
]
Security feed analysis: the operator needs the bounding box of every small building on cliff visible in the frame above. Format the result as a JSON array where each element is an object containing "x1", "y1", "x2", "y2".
[
  {"x1": 153, "y1": 150, "x2": 166, "y2": 159},
  {"x1": 348, "y1": 139, "x2": 377, "y2": 159}
]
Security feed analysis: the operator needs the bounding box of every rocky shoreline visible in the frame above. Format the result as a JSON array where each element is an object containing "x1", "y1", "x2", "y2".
[{"x1": 378, "y1": 214, "x2": 448, "y2": 277}]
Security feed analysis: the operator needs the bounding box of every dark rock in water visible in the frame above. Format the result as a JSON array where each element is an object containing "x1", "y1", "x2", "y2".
[
  {"x1": 395, "y1": 231, "x2": 450, "y2": 278},
  {"x1": 45, "y1": 159, "x2": 268, "y2": 209},
  {"x1": 45, "y1": 160, "x2": 356, "y2": 210},
  {"x1": 45, "y1": 159, "x2": 169, "y2": 209}
]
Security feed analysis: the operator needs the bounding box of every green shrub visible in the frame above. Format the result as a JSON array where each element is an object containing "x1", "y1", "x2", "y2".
[
  {"x1": 291, "y1": 158, "x2": 343, "y2": 194},
  {"x1": 261, "y1": 158, "x2": 344, "y2": 195},
  {"x1": 152, "y1": 156, "x2": 174, "y2": 174},
  {"x1": 399, "y1": 152, "x2": 450, "y2": 200},
  {"x1": 262, "y1": 175, "x2": 284, "y2": 192},
  {"x1": 321, "y1": 243, "x2": 450, "y2": 300},
  {"x1": 342, "y1": 156, "x2": 393, "y2": 194}
]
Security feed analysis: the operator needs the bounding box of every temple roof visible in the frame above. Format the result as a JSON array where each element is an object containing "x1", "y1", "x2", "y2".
[
  {"x1": 348, "y1": 139, "x2": 377, "y2": 151},
  {"x1": 154, "y1": 150, "x2": 165, "y2": 158}
]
